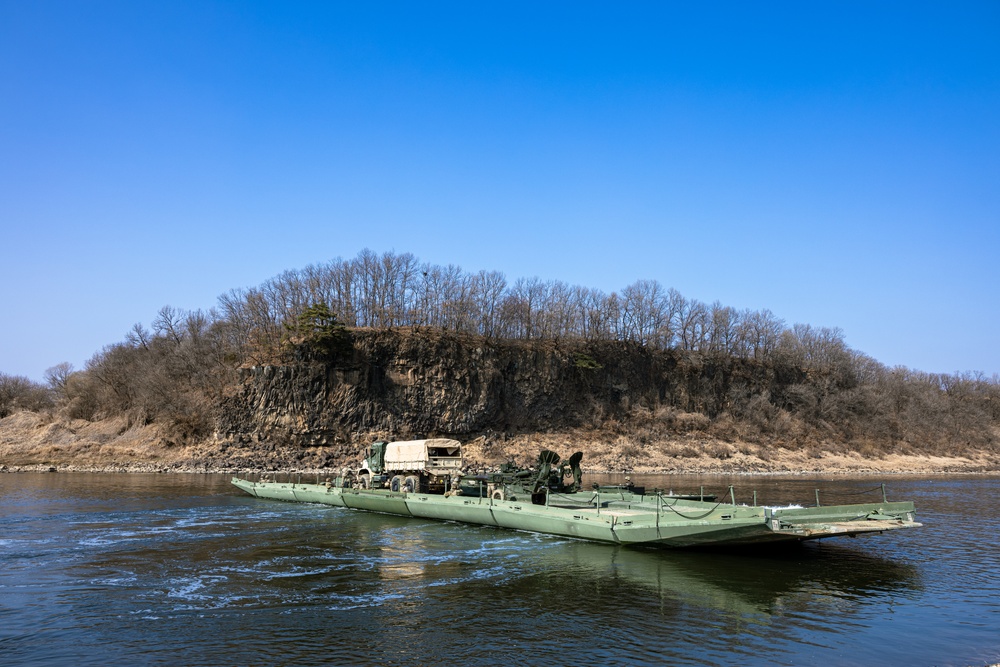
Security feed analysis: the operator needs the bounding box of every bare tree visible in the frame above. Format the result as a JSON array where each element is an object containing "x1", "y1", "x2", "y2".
[
  {"x1": 126, "y1": 323, "x2": 152, "y2": 350},
  {"x1": 0, "y1": 373, "x2": 53, "y2": 416},
  {"x1": 677, "y1": 298, "x2": 709, "y2": 351},
  {"x1": 438, "y1": 265, "x2": 476, "y2": 332},
  {"x1": 570, "y1": 285, "x2": 608, "y2": 340},
  {"x1": 44, "y1": 362, "x2": 75, "y2": 394},
  {"x1": 706, "y1": 301, "x2": 738, "y2": 354},
  {"x1": 509, "y1": 276, "x2": 549, "y2": 339},
  {"x1": 153, "y1": 306, "x2": 185, "y2": 344},
  {"x1": 539, "y1": 280, "x2": 576, "y2": 339},
  {"x1": 473, "y1": 270, "x2": 507, "y2": 337}
]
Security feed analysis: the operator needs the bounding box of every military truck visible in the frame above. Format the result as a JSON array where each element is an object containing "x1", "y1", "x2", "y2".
[{"x1": 356, "y1": 438, "x2": 464, "y2": 493}]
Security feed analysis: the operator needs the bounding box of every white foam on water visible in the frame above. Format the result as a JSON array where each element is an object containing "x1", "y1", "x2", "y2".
[
  {"x1": 91, "y1": 574, "x2": 139, "y2": 586},
  {"x1": 324, "y1": 591, "x2": 407, "y2": 611},
  {"x1": 165, "y1": 574, "x2": 229, "y2": 603},
  {"x1": 264, "y1": 567, "x2": 338, "y2": 580}
]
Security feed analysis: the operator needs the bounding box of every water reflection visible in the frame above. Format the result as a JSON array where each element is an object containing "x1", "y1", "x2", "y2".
[{"x1": 519, "y1": 538, "x2": 920, "y2": 615}]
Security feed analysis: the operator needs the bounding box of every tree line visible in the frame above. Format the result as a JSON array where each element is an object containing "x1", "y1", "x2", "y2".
[{"x1": 218, "y1": 248, "x2": 790, "y2": 365}]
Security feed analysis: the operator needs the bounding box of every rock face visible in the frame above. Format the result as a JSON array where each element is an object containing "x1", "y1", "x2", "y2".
[{"x1": 216, "y1": 328, "x2": 717, "y2": 450}]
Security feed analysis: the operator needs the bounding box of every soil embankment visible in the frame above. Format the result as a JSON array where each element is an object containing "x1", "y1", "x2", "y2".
[{"x1": 2, "y1": 410, "x2": 997, "y2": 475}]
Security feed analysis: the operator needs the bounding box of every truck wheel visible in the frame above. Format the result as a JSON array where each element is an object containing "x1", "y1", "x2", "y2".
[
  {"x1": 360, "y1": 473, "x2": 371, "y2": 489},
  {"x1": 390, "y1": 475, "x2": 403, "y2": 492},
  {"x1": 404, "y1": 475, "x2": 419, "y2": 493}
]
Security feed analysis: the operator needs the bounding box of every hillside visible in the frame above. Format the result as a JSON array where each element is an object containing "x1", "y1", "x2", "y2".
[
  {"x1": 3, "y1": 327, "x2": 998, "y2": 474},
  {"x1": 3, "y1": 250, "x2": 999, "y2": 473}
]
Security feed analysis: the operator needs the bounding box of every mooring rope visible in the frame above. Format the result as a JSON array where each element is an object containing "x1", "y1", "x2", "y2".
[
  {"x1": 817, "y1": 485, "x2": 886, "y2": 497},
  {"x1": 657, "y1": 494, "x2": 726, "y2": 520}
]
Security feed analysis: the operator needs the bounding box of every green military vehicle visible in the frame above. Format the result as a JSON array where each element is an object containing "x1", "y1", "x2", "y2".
[{"x1": 356, "y1": 438, "x2": 463, "y2": 494}]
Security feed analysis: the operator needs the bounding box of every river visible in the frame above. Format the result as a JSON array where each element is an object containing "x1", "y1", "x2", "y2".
[{"x1": 1, "y1": 472, "x2": 998, "y2": 666}]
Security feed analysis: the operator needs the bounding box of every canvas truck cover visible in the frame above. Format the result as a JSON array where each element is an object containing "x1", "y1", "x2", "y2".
[{"x1": 384, "y1": 438, "x2": 463, "y2": 472}]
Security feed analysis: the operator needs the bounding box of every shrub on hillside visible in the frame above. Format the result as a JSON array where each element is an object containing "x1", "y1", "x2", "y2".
[{"x1": 0, "y1": 373, "x2": 53, "y2": 418}]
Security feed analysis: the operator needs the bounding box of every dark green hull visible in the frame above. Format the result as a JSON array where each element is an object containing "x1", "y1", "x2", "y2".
[{"x1": 231, "y1": 477, "x2": 920, "y2": 548}]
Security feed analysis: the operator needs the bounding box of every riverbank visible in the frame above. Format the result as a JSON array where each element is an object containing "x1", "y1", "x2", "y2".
[{"x1": 2, "y1": 410, "x2": 998, "y2": 475}]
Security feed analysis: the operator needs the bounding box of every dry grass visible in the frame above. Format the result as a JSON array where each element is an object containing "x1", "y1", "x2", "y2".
[
  {"x1": 3, "y1": 410, "x2": 999, "y2": 474},
  {"x1": 0, "y1": 411, "x2": 184, "y2": 471}
]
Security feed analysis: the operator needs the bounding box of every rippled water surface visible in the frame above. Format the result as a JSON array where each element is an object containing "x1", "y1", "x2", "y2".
[{"x1": 2, "y1": 473, "x2": 998, "y2": 666}]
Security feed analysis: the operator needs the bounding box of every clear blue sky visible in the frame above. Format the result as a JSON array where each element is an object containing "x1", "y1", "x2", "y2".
[{"x1": 2, "y1": 1, "x2": 998, "y2": 381}]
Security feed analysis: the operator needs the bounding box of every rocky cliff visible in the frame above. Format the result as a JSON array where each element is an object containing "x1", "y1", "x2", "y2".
[{"x1": 216, "y1": 328, "x2": 738, "y2": 454}]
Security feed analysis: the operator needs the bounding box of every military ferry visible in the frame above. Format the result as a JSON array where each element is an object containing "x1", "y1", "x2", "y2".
[{"x1": 231, "y1": 439, "x2": 920, "y2": 548}]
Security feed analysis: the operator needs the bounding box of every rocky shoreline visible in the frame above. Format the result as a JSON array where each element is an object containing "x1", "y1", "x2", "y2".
[
  {"x1": 4, "y1": 463, "x2": 999, "y2": 477},
  {"x1": 3, "y1": 410, "x2": 998, "y2": 477}
]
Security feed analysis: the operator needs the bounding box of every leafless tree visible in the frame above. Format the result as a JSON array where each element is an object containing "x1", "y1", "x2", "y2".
[
  {"x1": 506, "y1": 276, "x2": 547, "y2": 339},
  {"x1": 677, "y1": 298, "x2": 709, "y2": 351},
  {"x1": 44, "y1": 362, "x2": 75, "y2": 394},
  {"x1": 473, "y1": 270, "x2": 507, "y2": 337},
  {"x1": 126, "y1": 323, "x2": 152, "y2": 350},
  {"x1": 0, "y1": 373, "x2": 53, "y2": 416},
  {"x1": 706, "y1": 302, "x2": 738, "y2": 354},
  {"x1": 153, "y1": 306, "x2": 185, "y2": 344},
  {"x1": 620, "y1": 279, "x2": 669, "y2": 346}
]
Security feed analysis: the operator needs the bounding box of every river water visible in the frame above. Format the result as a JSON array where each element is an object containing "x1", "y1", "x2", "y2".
[{"x1": 1, "y1": 472, "x2": 998, "y2": 666}]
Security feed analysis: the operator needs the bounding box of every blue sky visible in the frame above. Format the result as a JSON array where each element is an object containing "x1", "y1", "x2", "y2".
[{"x1": 2, "y1": 1, "x2": 998, "y2": 381}]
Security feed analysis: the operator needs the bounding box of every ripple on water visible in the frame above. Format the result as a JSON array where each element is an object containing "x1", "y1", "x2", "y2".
[{"x1": 2, "y1": 473, "x2": 1000, "y2": 667}]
